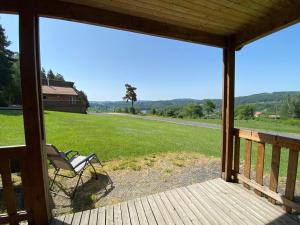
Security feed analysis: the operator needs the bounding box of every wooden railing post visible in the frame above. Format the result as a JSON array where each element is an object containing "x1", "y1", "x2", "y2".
[
  {"x1": 222, "y1": 47, "x2": 235, "y2": 182},
  {"x1": 285, "y1": 149, "x2": 299, "y2": 213},
  {"x1": 19, "y1": 2, "x2": 50, "y2": 223},
  {"x1": 221, "y1": 49, "x2": 228, "y2": 177},
  {"x1": 269, "y1": 145, "x2": 281, "y2": 203}
]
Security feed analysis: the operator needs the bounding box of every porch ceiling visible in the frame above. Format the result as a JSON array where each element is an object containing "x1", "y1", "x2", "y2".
[
  {"x1": 59, "y1": 0, "x2": 300, "y2": 49},
  {"x1": 1, "y1": 0, "x2": 300, "y2": 48}
]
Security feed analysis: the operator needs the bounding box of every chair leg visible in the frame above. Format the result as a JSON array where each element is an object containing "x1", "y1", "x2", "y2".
[
  {"x1": 50, "y1": 169, "x2": 59, "y2": 190},
  {"x1": 89, "y1": 161, "x2": 98, "y2": 179},
  {"x1": 71, "y1": 172, "x2": 83, "y2": 198}
]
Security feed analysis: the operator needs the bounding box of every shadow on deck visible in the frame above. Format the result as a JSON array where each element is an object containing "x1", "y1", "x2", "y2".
[{"x1": 50, "y1": 178, "x2": 299, "y2": 225}]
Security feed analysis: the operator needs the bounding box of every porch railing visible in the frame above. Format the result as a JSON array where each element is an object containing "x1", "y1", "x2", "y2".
[
  {"x1": 0, "y1": 146, "x2": 32, "y2": 224},
  {"x1": 233, "y1": 128, "x2": 300, "y2": 213}
]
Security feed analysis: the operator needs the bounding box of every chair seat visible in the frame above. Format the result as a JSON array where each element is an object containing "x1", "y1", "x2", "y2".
[{"x1": 70, "y1": 156, "x2": 88, "y2": 173}]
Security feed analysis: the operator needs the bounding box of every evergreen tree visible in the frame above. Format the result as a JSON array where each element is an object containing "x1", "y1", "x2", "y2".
[
  {"x1": 47, "y1": 69, "x2": 56, "y2": 80},
  {"x1": 55, "y1": 73, "x2": 65, "y2": 81},
  {"x1": 41, "y1": 67, "x2": 47, "y2": 80},
  {"x1": 0, "y1": 24, "x2": 15, "y2": 106},
  {"x1": 123, "y1": 84, "x2": 137, "y2": 114}
]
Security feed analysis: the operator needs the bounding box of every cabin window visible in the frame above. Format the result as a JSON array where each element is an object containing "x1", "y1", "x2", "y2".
[{"x1": 70, "y1": 96, "x2": 76, "y2": 104}]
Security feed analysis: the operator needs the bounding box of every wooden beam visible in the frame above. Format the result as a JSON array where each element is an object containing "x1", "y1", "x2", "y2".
[
  {"x1": 221, "y1": 49, "x2": 228, "y2": 176},
  {"x1": 235, "y1": 3, "x2": 300, "y2": 49},
  {"x1": 0, "y1": 0, "x2": 20, "y2": 13},
  {"x1": 35, "y1": 0, "x2": 226, "y2": 48},
  {"x1": 223, "y1": 47, "x2": 235, "y2": 181},
  {"x1": 19, "y1": 2, "x2": 50, "y2": 224}
]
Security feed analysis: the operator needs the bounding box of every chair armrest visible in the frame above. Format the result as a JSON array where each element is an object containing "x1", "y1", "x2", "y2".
[{"x1": 64, "y1": 150, "x2": 80, "y2": 160}]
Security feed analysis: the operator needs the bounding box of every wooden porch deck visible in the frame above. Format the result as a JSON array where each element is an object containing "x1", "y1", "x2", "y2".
[{"x1": 50, "y1": 178, "x2": 299, "y2": 225}]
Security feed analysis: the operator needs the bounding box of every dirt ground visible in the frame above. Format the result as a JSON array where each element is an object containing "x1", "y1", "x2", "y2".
[{"x1": 49, "y1": 153, "x2": 221, "y2": 216}]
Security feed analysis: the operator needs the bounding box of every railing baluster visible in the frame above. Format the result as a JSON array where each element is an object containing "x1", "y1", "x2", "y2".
[
  {"x1": 255, "y1": 142, "x2": 265, "y2": 196},
  {"x1": 269, "y1": 145, "x2": 281, "y2": 204},
  {"x1": 233, "y1": 136, "x2": 240, "y2": 182},
  {"x1": 0, "y1": 159, "x2": 18, "y2": 225},
  {"x1": 244, "y1": 139, "x2": 252, "y2": 189},
  {"x1": 285, "y1": 148, "x2": 299, "y2": 213}
]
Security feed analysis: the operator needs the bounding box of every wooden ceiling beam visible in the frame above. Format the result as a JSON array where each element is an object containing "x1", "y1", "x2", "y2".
[
  {"x1": 0, "y1": 0, "x2": 21, "y2": 14},
  {"x1": 34, "y1": 0, "x2": 226, "y2": 48},
  {"x1": 234, "y1": 3, "x2": 300, "y2": 49}
]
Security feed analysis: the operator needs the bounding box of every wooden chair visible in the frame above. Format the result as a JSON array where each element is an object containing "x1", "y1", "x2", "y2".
[{"x1": 45, "y1": 144, "x2": 113, "y2": 198}]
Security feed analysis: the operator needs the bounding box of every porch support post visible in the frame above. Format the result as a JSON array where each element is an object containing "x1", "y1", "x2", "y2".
[
  {"x1": 19, "y1": 2, "x2": 50, "y2": 224},
  {"x1": 221, "y1": 47, "x2": 235, "y2": 181}
]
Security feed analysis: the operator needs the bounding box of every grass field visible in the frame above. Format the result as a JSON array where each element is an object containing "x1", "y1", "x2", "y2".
[{"x1": 0, "y1": 110, "x2": 299, "y2": 178}]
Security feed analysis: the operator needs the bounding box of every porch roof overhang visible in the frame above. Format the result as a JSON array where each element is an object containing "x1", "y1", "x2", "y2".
[{"x1": 2, "y1": 0, "x2": 300, "y2": 49}]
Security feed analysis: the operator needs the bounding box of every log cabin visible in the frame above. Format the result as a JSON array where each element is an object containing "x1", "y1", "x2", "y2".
[
  {"x1": 42, "y1": 79, "x2": 87, "y2": 113},
  {"x1": 0, "y1": 0, "x2": 300, "y2": 224}
]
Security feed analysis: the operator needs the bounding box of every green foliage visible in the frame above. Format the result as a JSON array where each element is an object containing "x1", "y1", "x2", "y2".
[
  {"x1": 46, "y1": 69, "x2": 56, "y2": 80},
  {"x1": 122, "y1": 84, "x2": 137, "y2": 113},
  {"x1": 280, "y1": 94, "x2": 300, "y2": 118},
  {"x1": 203, "y1": 100, "x2": 216, "y2": 116},
  {"x1": 0, "y1": 24, "x2": 16, "y2": 106},
  {"x1": 77, "y1": 90, "x2": 90, "y2": 109},
  {"x1": 235, "y1": 104, "x2": 256, "y2": 120}
]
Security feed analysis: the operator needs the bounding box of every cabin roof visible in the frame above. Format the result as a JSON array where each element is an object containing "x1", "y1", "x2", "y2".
[{"x1": 42, "y1": 85, "x2": 78, "y2": 96}]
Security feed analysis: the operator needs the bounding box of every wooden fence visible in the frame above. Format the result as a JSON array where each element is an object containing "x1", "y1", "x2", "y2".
[{"x1": 233, "y1": 128, "x2": 300, "y2": 213}]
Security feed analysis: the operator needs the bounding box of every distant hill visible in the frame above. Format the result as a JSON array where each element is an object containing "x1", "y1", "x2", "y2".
[{"x1": 90, "y1": 91, "x2": 300, "y2": 112}]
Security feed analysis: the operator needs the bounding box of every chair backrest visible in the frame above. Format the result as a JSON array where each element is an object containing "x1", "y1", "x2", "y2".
[{"x1": 45, "y1": 144, "x2": 73, "y2": 171}]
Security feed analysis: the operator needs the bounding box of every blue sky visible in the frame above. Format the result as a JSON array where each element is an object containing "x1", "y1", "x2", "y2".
[{"x1": 1, "y1": 14, "x2": 300, "y2": 101}]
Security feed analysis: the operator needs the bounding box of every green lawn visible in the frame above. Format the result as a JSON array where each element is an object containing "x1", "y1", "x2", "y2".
[
  {"x1": 0, "y1": 110, "x2": 221, "y2": 161},
  {"x1": 0, "y1": 110, "x2": 299, "y2": 178}
]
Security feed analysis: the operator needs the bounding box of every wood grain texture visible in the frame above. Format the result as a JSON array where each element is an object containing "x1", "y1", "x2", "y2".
[
  {"x1": 243, "y1": 139, "x2": 252, "y2": 189},
  {"x1": 255, "y1": 142, "x2": 265, "y2": 196},
  {"x1": 285, "y1": 149, "x2": 299, "y2": 213},
  {"x1": 224, "y1": 48, "x2": 235, "y2": 182},
  {"x1": 269, "y1": 145, "x2": 281, "y2": 204}
]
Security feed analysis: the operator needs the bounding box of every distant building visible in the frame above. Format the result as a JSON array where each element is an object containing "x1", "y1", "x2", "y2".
[
  {"x1": 254, "y1": 111, "x2": 263, "y2": 117},
  {"x1": 268, "y1": 114, "x2": 280, "y2": 119},
  {"x1": 42, "y1": 79, "x2": 87, "y2": 113}
]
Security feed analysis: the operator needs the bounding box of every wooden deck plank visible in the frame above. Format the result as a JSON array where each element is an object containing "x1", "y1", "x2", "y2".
[
  {"x1": 121, "y1": 201, "x2": 131, "y2": 225},
  {"x1": 106, "y1": 205, "x2": 114, "y2": 225},
  {"x1": 141, "y1": 196, "x2": 157, "y2": 225},
  {"x1": 80, "y1": 210, "x2": 90, "y2": 225},
  {"x1": 53, "y1": 178, "x2": 299, "y2": 225},
  {"x1": 168, "y1": 189, "x2": 201, "y2": 225},
  {"x1": 88, "y1": 208, "x2": 98, "y2": 225},
  {"x1": 114, "y1": 203, "x2": 123, "y2": 225},
  {"x1": 71, "y1": 211, "x2": 82, "y2": 225},
  {"x1": 177, "y1": 187, "x2": 218, "y2": 225},
  {"x1": 187, "y1": 185, "x2": 234, "y2": 225},
  {"x1": 97, "y1": 207, "x2": 106, "y2": 225},
  {"x1": 152, "y1": 193, "x2": 175, "y2": 225},
  {"x1": 174, "y1": 188, "x2": 212, "y2": 225},
  {"x1": 215, "y1": 178, "x2": 299, "y2": 225},
  {"x1": 128, "y1": 200, "x2": 139, "y2": 225},
  {"x1": 158, "y1": 192, "x2": 184, "y2": 225},
  {"x1": 163, "y1": 191, "x2": 193, "y2": 225},
  {"x1": 216, "y1": 178, "x2": 299, "y2": 225},
  {"x1": 146, "y1": 195, "x2": 166, "y2": 225},
  {"x1": 203, "y1": 183, "x2": 270, "y2": 225},
  {"x1": 134, "y1": 198, "x2": 148, "y2": 225},
  {"x1": 195, "y1": 183, "x2": 251, "y2": 225}
]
